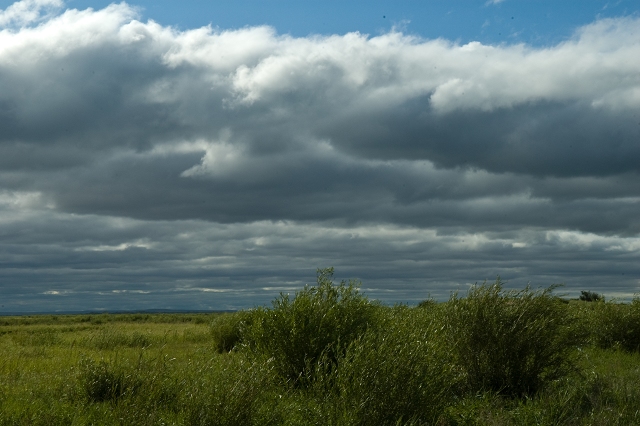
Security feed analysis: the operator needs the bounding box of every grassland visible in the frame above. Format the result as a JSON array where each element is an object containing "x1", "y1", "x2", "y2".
[{"x1": 1, "y1": 271, "x2": 640, "y2": 425}]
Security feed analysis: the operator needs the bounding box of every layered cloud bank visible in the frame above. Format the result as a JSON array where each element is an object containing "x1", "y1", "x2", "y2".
[{"x1": 0, "y1": 1, "x2": 639, "y2": 311}]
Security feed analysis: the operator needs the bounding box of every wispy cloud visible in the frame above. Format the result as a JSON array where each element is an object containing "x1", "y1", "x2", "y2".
[{"x1": 0, "y1": 0, "x2": 62, "y2": 27}]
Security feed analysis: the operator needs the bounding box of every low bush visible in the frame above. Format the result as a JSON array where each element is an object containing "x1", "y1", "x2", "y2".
[
  {"x1": 446, "y1": 278, "x2": 582, "y2": 397},
  {"x1": 590, "y1": 297, "x2": 640, "y2": 352},
  {"x1": 77, "y1": 358, "x2": 141, "y2": 403},
  {"x1": 330, "y1": 305, "x2": 458, "y2": 425},
  {"x1": 416, "y1": 297, "x2": 437, "y2": 308},
  {"x1": 243, "y1": 267, "x2": 377, "y2": 387},
  {"x1": 209, "y1": 311, "x2": 253, "y2": 353},
  {"x1": 580, "y1": 290, "x2": 604, "y2": 302}
]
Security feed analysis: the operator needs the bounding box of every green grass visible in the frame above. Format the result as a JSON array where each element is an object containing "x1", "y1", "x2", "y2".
[{"x1": 1, "y1": 277, "x2": 640, "y2": 425}]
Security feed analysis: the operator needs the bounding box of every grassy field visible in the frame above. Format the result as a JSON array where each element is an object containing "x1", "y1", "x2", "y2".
[{"x1": 1, "y1": 272, "x2": 640, "y2": 425}]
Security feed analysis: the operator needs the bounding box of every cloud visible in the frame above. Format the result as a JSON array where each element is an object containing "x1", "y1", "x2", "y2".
[
  {"x1": 0, "y1": 0, "x2": 62, "y2": 27},
  {"x1": 0, "y1": 2, "x2": 639, "y2": 310},
  {"x1": 1, "y1": 196, "x2": 639, "y2": 311}
]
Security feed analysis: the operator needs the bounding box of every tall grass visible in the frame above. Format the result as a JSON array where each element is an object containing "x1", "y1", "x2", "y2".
[
  {"x1": 183, "y1": 354, "x2": 283, "y2": 426},
  {"x1": 80, "y1": 327, "x2": 153, "y2": 350}
]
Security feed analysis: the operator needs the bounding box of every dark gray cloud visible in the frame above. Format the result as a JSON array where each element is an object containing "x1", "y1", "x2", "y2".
[
  {"x1": 0, "y1": 2, "x2": 639, "y2": 312},
  {"x1": 1, "y1": 198, "x2": 639, "y2": 312},
  {"x1": 323, "y1": 100, "x2": 640, "y2": 177}
]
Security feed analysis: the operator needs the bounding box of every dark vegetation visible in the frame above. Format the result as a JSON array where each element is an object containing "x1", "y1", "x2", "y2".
[
  {"x1": 1, "y1": 268, "x2": 640, "y2": 424},
  {"x1": 244, "y1": 268, "x2": 377, "y2": 387},
  {"x1": 446, "y1": 281, "x2": 579, "y2": 397},
  {"x1": 579, "y1": 290, "x2": 604, "y2": 302}
]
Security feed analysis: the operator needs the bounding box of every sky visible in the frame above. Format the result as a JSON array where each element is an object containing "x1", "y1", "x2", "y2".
[{"x1": 0, "y1": 0, "x2": 639, "y2": 313}]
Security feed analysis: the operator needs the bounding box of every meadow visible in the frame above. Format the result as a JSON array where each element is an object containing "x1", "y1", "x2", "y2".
[{"x1": 1, "y1": 269, "x2": 640, "y2": 425}]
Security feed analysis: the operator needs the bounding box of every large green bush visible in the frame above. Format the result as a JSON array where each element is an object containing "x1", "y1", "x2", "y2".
[
  {"x1": 210, "y1": 311, "x2": 253, "y2": 353},
  {"x1": 243, "y1": 267, "x2": 376, "y2": 387},
  {"x1": 446, "y1": 279, "x2": 581, "y2": 397},
  {"x1": 330, "y1": 305, "x2": 458, "y2": 425},
  {"x1": 590, "y1": 297, "x2": 640, "y2": 352}
]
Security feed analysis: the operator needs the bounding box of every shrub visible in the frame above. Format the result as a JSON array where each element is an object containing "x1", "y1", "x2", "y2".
[
  {"x1": 580, "y1": 290, "x2": 604, "y2": 302},
  {"x1": 243, "y1": 267, "x2": 376, "y2": 387},
  {"x1": 417, "y1": 296, "x2": 437, "y2": 309},
  {"x1": 446, "y1": 278, "x2": 581, "y2": 397},
  {"x1": 77, "y1": 358, "x2": 141, "y2": 403},
  {"x1": 73, "y1": 354, "x2": 185, "y2": 415},
  {"x1": 329, "y1": 305, "x2": 458, "y2": 425},
  {"x1": 591, "y1": 297, "x2": 640, "y2": 351},
  {"x1": 210, "y1": 311, "x2": 252, "y2": 353}
]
